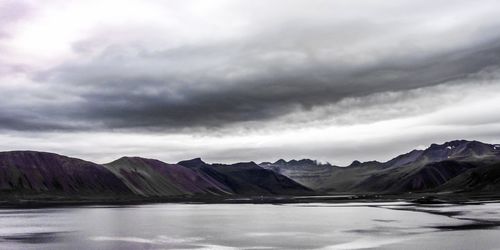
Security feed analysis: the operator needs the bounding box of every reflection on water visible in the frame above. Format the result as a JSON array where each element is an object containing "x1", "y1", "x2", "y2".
[{"x1": 0, "y1": 202, "x2": 500, "y2": 249}]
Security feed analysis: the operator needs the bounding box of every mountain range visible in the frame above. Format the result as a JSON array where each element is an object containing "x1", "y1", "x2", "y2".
[
  {"x1": 1, "y1": 140, "x2": 500, "y2": 202},
  {"x1": 261, "y1": 140, "x2": 500, "y2": 194},
  {"x1": 0, "y1": 151, "x2": 312, "y2": 200}
]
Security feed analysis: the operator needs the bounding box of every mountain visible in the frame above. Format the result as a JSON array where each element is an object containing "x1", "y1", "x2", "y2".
[
  {"x1": 348, "y1": 140, "x2": 500, "y2": 193},
  {"x1": 0, "y1": 152, "x2": 311, "y2": 200},
  {"x1": 212, "y1": 162, "x2": 313, "y2": 195},
  {"x1": 384, "y1": 140, "x2": 500, "y2": 168},
  {"x1": 260, "y1": 159, "x2": 334, "y2": 188},
  {"x1": 382, "y1": 149, "x2": 423, "y2": 168},
  {"x1": 177, "y1": 158, "x2": 240, "y2": 193},
  {"x1": 437, "y1": 162, "x2": 500, "y2": 193},
  {"x1": 261, "y1": 140, "x2": 500, "y2": 193},
  {"x1": 1, "y1": 139, "x2": 499, "y2": 202},
  {"x1": 179, "y1": 159, "x2": 313, "y2": 195},
  {"x1": 0, "y1": 151, "x2": 131, "y2": 197},
  {"x1": 104, "y1": 157, "x2": 232, "y2": 197},
  {"x1": 350, "y1": 160, "x2": 481, "y2": 193}
]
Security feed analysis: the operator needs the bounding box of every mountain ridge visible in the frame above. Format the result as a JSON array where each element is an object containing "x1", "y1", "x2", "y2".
[
  {"x1": 259, "y1": 140, "x2": 500, "y2": 193},
  {"x1": 1, "y1": 139, "x2": 500, "y2": 201}
]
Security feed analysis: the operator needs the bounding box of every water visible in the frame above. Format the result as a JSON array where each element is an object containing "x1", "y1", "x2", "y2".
[{"x1": 1, "y1": 202, "x2": 500, "y2": 249}]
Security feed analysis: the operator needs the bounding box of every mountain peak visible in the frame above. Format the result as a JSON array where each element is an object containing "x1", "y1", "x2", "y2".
[
  {"x1": 427, "y1": 140, "x2": 492, "y2": 150},
  {"x1": 221, "y1": 161, "x2": 259, "y2": 167},
  {"x1": 347, "y1": 160, "x2": 382, "y2": 168},
  {"x1": 413, "y1": 140, "x2": 499, "y2": 164},
  {"x1": 429, "y1": 139, "x2": 487, "y2": 149},
  {"x1": 274, "y1": 159, "x2": 287, "y2": 164},
  {"x1": 109, "y1": 156, "x2": 154, "y2": 165},
  {"x1": 177, "y1": 158, "x2": 207, "y2": 168},
  {"x1": 272, "y1": 158, "x2": 321, "y2": 166},
  {"x1": 348, "y1": 160, "x2": 362, "y2": 167}
]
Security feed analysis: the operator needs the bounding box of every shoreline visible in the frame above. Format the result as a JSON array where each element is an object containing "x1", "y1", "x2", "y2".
[{"x1": 1, "y1": 192, "x2": 499, "y2": 209}]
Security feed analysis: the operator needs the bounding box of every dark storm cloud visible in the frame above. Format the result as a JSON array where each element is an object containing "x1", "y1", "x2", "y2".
[
  {"x1": 2, "y1": 0, "x2": 500, "y2": 132},
  {"x1": 24, "y1": 34, "x2": 500, "y2": 132},
  {"x1": 0, "y1": 114, "x2": 68, "y2": 131}
]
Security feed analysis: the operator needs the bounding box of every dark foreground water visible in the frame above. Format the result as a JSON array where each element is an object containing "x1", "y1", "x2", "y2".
[{"x1": 1, "y1": 202, "x2": 500, "y2": 249}]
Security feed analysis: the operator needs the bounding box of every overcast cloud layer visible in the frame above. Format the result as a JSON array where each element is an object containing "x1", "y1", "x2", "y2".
[{"x1": 1, "y1": 0, "x2": 500, "y2": 165}]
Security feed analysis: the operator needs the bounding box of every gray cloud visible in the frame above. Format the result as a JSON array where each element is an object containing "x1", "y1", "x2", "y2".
[
  {"x1": 1, "y1": 0, "x2": 500, "y2": 144},
  {"x1": 19, "y1": 33, "x2": 500, "y2": 132}
]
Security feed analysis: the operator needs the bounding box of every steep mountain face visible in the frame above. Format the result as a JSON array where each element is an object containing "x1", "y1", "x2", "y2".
[
  {"x1": 104, "y1": 157, "x2": 232, "y2": 197},
  {"x1": 0, "y1": 151, "x2": 131, "y2": 196},
  {"x1": 262, "y1": 140, "x2": 500, "y2": 193},
  {"x1": 179, "y1": 159, "x2": 313, "y2": 195}
]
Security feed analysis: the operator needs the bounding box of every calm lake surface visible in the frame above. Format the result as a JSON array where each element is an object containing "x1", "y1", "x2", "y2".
[{"x1": 1, "y1": 202, "x2": 500, "y2": 249}]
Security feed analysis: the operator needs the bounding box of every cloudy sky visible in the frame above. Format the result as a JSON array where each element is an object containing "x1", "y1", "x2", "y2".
[{"x1": 1, "y1": 0, "x2": 500, "y2": 165}]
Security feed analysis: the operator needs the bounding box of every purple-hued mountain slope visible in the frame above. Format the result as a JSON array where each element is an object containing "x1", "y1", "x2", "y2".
[
  {"x1": 104, "y1": 157, "x2": 233, "y2": 197},
  {"x1": 0, "y1": 151, "x2": 131, "y2": 196}
]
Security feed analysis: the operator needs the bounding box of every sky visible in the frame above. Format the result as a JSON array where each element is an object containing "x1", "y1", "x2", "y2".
[{"x1": 1, "y1": 0, "x2": 500, "y2": 165}]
